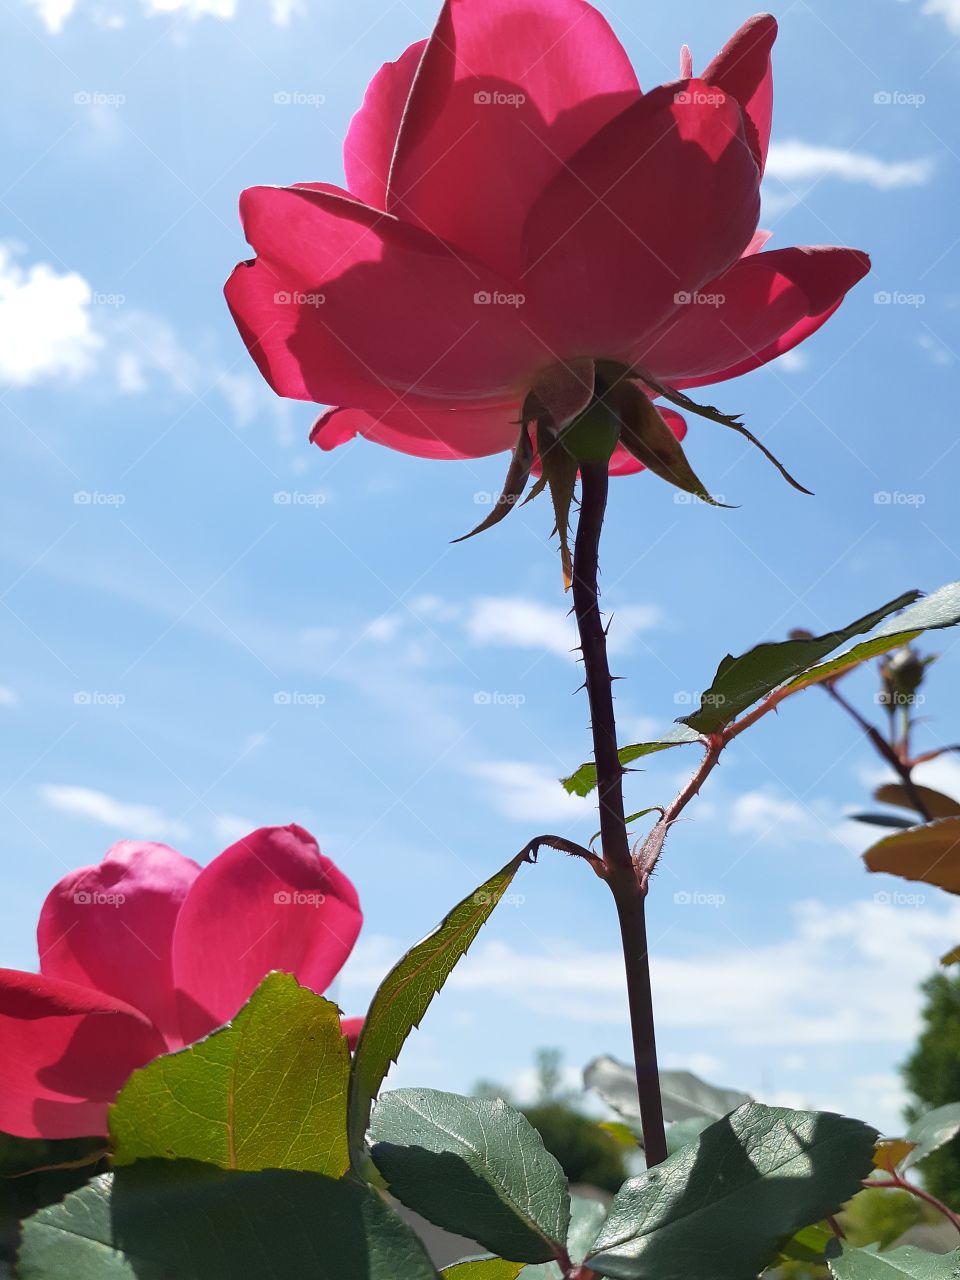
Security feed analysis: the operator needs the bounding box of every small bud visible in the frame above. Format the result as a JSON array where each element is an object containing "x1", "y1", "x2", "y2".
[{"x1": 559, "y1": 399, "x2": 620, "y2": 465}]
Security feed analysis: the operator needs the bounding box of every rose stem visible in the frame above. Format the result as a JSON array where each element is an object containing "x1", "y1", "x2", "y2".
[{"x1": 571, "y1": 459, "x2": 668, "y2": 1166}]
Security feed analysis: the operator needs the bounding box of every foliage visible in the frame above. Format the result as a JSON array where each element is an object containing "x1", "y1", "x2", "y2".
[{"x1": 902, "y1": 970, "x2": 960, "y2": 1208}]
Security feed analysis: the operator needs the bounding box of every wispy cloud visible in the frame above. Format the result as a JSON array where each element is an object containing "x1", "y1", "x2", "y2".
[
  {"x1": 0, "y1": 687, "x2": 20, "y2": 708},
  {"x1": 766, "y1": 141, "x2": 934, "y2": 190},
  {"x1": 25, "y1": 0, "x2": 302, "y2": 33},
  {"x1": 39, "y1": 784, "x2": 189, "y2": 841},
  {"x1": 466, "y1": 761, "x2": 592, "y2": 824},
  {"x1": 922, "y1": 0, "x2": 960, "y2": 33}
]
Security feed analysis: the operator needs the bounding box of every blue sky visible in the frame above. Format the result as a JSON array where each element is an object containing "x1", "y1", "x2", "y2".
[{"x1": 2, "y1": 0, "x2": 960, "y2": 1136}]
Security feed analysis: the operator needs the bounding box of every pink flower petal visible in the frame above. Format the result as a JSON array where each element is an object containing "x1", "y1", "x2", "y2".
[
  {"x1": 310, "y1": 401, "x2": 518, "y2": 460},
  {"x1": 521, "y1": 81, "x2": 760, "y2": 366},
  {"x1": 37, "y1": 840, "x2": 201, "y2": 1047},
  {"x1": 340, "y1": 1016, "x2": 364, "y2": 1051},
  {"x1": 387, "y1": 0, "x2": 641, "y2": 276},
  {"x1": 225, "y1": 185, "x2": 546, "y2": 409},
  {"x1": 343, "y1": 41, "x2": 427, "y2": 211},
  {"x1": 171, "y1": 825, "x2": 362, "y2": 1045},
  {"x1": 0, "y1": 969, "x2": 165, "y2": 1138},
  {"x1": 638, "y1": 246, "x2": 871, "y2": 385},
  {"x1": 703, "y1": 15, "x2": 778, "y2": 175}
]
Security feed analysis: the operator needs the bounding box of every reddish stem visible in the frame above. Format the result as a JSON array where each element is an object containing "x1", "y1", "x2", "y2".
[{"x1": 868, "y1": 1174, "x2": 960, "y2": 1232}]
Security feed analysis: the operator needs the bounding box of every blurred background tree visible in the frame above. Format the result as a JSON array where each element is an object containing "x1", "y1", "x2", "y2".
[{"x1": 903, "y1": 967, "x2": 960, "y2": 1208}]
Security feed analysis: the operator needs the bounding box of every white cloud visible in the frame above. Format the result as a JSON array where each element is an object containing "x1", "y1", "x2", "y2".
[
  {"x1": 467, "y1": 761, "x2": 592, "y2": 824},
  {"x1": 0, "y1": 246, "x2": 102, "y2": 386},
  {"x1": 26, "y1": 0, "x2": 305, "y2": 29},
  {"x1": 39, "y1": 784, "x2": 189, "y2": 841},
  {"x1": 211, "y1": 813, "x2": 256, "y2": 845},
  {"x1": 922, "y1": 0, "x2": 960, "y2": 33},
  {"x1": 465, "y1": 596, "x2": 661, "y2": 660},
  {"x1": 0, "y1": 687, "x2": 19, "y2": 708},
  {"x1": 775, "y1": 350, "x2": 809, "y2": 374},
  {"x1": 766, "y1": 141, "x2": 934, "y2": 190},
  {"x1": 729, "y1": 791, "x2": 817, "y2": 840}
]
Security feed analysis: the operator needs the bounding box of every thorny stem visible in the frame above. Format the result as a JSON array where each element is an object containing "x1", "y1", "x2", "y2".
[
  {"x1": 824, "y1": 684, "x2": 933, "y2": 822},
  {"x1": 571, "y1": 460, "x2": 667, "y2": 1167},
  {"x1": 868, "y1": 1174, "x2": 960, "y2": 1233}
]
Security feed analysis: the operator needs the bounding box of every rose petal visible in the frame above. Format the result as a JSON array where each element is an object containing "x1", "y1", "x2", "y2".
[
  {"x1": 171, "y1": 825, "x2": 362, "y2": 1045},
  {"x1": 343, "y1": 40, "x2": 427, "y2": 210},
  {"x1": 639, "y1": 246, "x2": 871, "y2": 385},
  {"x1": 225, "y1": 185, "x2": 546, "y2": 409},
  {"x1": 38, "y1": 840, "x2": 201, "y2": 1047},
  {"x1": 703, "y1": 14, "x2": 778, "y2": 174},
  {"x1": 340, "y1": 1016, "x2": 364, "y2": 1051},
  {"x1": 521, "y1": 81, "x2": 760, "y2": 365},
  {"x1": 388, "y1": 0, "x2": 641, "y2": 275},
  {"x1": 0, "y1": 969, "x2": 165, "y2": 1138},
  {"x1": 310, "y1": 401, "x2": 518, "y2": 460}
]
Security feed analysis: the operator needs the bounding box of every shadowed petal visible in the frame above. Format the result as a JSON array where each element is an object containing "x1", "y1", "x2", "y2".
[{"x1": 703, "y1": 14, "x2": 778, "y2": 174}]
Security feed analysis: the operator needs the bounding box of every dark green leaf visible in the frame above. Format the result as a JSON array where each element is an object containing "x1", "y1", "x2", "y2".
[
  {"x1": 110, "y1": 972, "x2": 349, "y2": 1174},
  {"x1": 0, "y1": 1134, "x2": 107, "y2": 1266},
  {"x1": 613, "y1": 382, "x2": 726, "y2": 507},
  {"x1": 443, "y1": 1261, "x2": 525, "y2": 1279},
  {"x1": 827, "y1": 1242, "x2": 960, "y2": 1278},
  {"x1": 521, "y1": 1195, "x2": 608, "y2": 1277},
  {"x1": 349, "y1": 853, "x2": 528, "y2": 1168},
  {"x1": 851, "y1": 813, "x2": 917, "y2": 830},
  {"x1": 371, "y1": 1089, "x2": 569, "y2": 1264},
  {"x1": 680, "y1": 593, "x2": 920, "y2": 734},
  {"x1": 18, "y1": 1161, "x2": 441, "y2": 1280},
  {"x1": 904, "y1": 1102, "x2": 960, "y2": 1169},
  {"x1": 584, "y1": 1056, "x2": 751, "y2": 1127},
  {"x1": 585, "y1": 1104, "x2": 878, "y2": 1280},
  {"x1": 786, "y1": 582, "x2": 960, "y2": 693},
  {"x1": 779, "y1": 1223, "x2": 834, "y2": 1265},
  {"x1": 563, "y1": 728, "x2": 703, "y2": 798},
  {"x1": 864, "y1": 817, "x2": 960, "y2": 894},
  {"x1": 665, "y1": 1117, "x2": 712, "y2": 1155}
]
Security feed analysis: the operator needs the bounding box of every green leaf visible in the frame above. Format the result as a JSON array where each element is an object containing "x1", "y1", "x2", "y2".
[
  {"x1": 520, "y1": 1195, "x2": 608, "y2": 1278},
  {"x1": 370, "y1": 1088, "x2": 570, "y2": 1264},
  {"x1": 786, "y1": 582, "x2": 960, "y2": 693},
  {"x1": 903, "y1": 1102, "x2": 960, "y2": 1169},
  {"x1": 665, "y1": 1116, "x2": 712, "y2": 1155},
  {"x1": 110, "y1": 972, "x2": 349, "y2": 1174},
  {"x1": 585, "y1": 1103, "x2": 878, "y2": 1280},
  {"x1": 863, "y1": 817, "x2": 960, "y2": 895},
  {"x1": 589, "y1": 810, "x2": 660, "y2": 850},
  {"x1": 874, "y1": 783, "x2": 960, "y2": 820},
  {"x1": 827, "y1": 1242, "x2": 960, "y2": 1278},
  {"x1": 584, "y1": 1056, "x2": 751, "y2": 1127},
  {"x1": 680, "y1": 592, "x2": 920, "y2": 734},
  {"x1": 614, "y1": 383, "x2": 726, "y2": 507},
  {"x1": 779, "y1": 1223, "x2": 834, "y2": 1265},
  {"x1": 443, "y1": 1262, "x2": 525, "y2": 1279},
  {"x1": 851, "y1": 813, "x2": 917, "y2": 830},
  {"x1": 348, "y1": 853, "x2": 528, "y2": 1168},
  {"x1": 563, "y1": 728, "x2": 703, "y2": 798},
  {"x1": 18, "y1": 1161, "x2": 441, "y2": 1280},
  {"x1": 0, "y1": 1133, "x2": 107, "y2": 1265}
]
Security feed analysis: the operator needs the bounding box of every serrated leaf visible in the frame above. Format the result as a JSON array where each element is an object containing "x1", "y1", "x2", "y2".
[
  {"x1": 680, "y1": 592, "x2": 920, "y2": 734},
  {"x1": 614, "y1": 383, "x2": 726, "y2": 506},
  {"x1": 110, "y1": 972, "x2": 349, "y2": 1174},
  {"x1": 903, "y1": 1102, "x2": 960, "y2": 1168},
  {"x1": 787, "y1": 582, "x2": 960, "y2": 693},
  {"x1": 875, "y1": 784, "x2": 960, "y2": 819},
  {"x1": 443, "y1": 1261, "x2": 525, "y2": 1279},
  {"x1": 585, "y1": 1056, "x2": 751, "y2": 1128},
  {"x1": 563, "y1": 727, "x2": 702, "y2": 798},
  {"x1": 520, "y1": 1195, "x2": 608, "y2": 1278},
  {"x1": 348, "y1": 853, "x2": 528, "y2": 1168},
  {"x1": 585, "y1": 1104, "x2": 878, "y2": 1280},
  {"x1": 827, "y1": 1242, "x2": 960, "y2": 1278},
  {"x1": 454, "y1": 429, "x2": 533, "y2": 543},
  {"x1": 17, "y1": 1161, "x2": 441, "y2": 1280},
  {"x1": 371, "y1": 1089, "x2": 569, "y2": 1265},
  {"x1": 863, "y1": 817, "x2": 960, "y2": 894}
]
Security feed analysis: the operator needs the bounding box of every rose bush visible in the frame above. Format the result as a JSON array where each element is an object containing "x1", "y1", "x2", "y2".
[
  {"x1": 0, "y1": 824, "x2": 361, "y2": 1139},
  {"x1": 225, "y1": 0, "x2": 868, "y2": 476}
]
